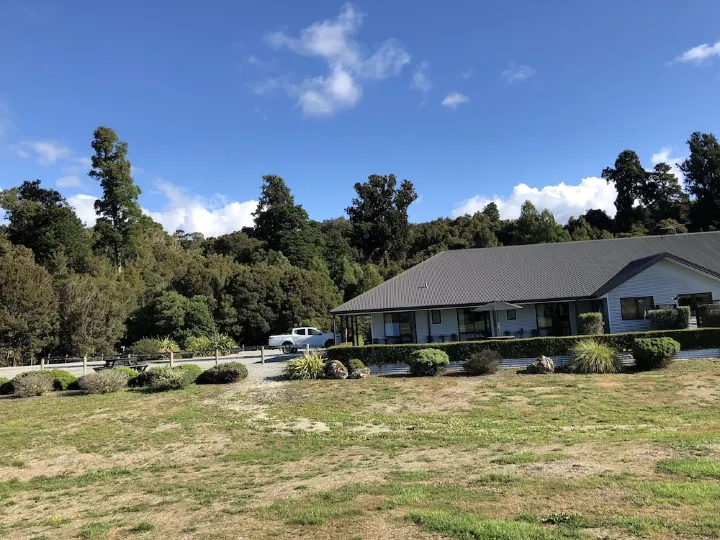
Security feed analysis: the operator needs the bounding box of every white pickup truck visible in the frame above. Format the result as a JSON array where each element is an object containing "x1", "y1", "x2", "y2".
[{"x1": 268, "y1": 327, "x2": 336, "y2": 354}]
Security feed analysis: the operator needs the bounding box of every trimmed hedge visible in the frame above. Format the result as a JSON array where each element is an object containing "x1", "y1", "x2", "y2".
[
  {"x1": 632, "y1": 338, "x2": 680, "y2": 370},
  {"x1": 327, "y1": 328, "x2": 720, "y2": 366},
  {"x1": 697, "y1": 304, "x2": 720, "y2": 328},
  {"x1": 577, "y1": 312, "x2": 604, "y2": 335},
  {"x1": 646, "y1": 307, "x2": 690, "y2": 330}
]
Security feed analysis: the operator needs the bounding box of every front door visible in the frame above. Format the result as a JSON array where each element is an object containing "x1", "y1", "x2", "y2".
[{"x1": 536, "y1": 302, "x2": 571, "y2": 336}]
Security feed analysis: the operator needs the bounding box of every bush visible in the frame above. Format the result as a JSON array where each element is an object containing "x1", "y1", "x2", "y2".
[
  {"x1": 326, "y1": 328, "x2": 720, "y2": 366},
  {"x1": 128, "y1": 338, "x2": 179, "y2": 359},
  {"x1": 0, "y1": 377, "x2": 10, "y2": 394},
  {"x1": 462, "y1": 350, "x2": 502, "y2": 375},
  {"x1": 143, "y1": 366, "x2": 195, "y2": 392},
  {"x1": 283, "y1": 352, "x2": 326, "y2": 380},
  {"x1": 697, "y1": 304, "x2": 720, "y2": 328},
  {"x1": 13, "y1": 372, "x2": 55, "y2": 397},
  {"x1": 407, "y1": 349, "x2": 450, "y2": 377},
  {"x1": 566, "y1": 340, "x2": 622, "y2": 374},
  {"x1": 185, "y1": 333, "x2": 237, "y2": 353},
  {"x1": 128, "y1": 370, "x2": 153, "y2": 388},
  {"x1": 197, "y1": 362, "x2": 248, "y2": 384},
  {"x1": 577, "y1": 312, "x2": 604, "y2": 335},
  {"x1": 632, "y1": 337, "x2": 680, "y2": 370},
  {"x1": 47, "y1": 369, "x2": 78, "y2": 391},
  {"x1": 647, "y1": 307, "x2": 691, "y2": 330},
  {"x1": 348, "y1": 359, "x2": 365, "y2": 371},
  {"x1": 176, "y1": 363, "x2": 203, "y2": 382},
  {"x1": 78, "y1": 370, "x2": 128, "y2": 394},
  {"x1": 110, "y1": 366, "x2": 139, "y2": 380}
]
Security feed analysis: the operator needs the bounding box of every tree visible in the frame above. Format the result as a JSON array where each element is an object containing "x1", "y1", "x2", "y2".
[
  {"x1": 0, "y1": 180, "x2": 93, "y2": 273},
  {"x1": 346, "y1": 174, "x2": 418, "y2": 262},
  {"x1": 602, "y1": 150, "x2": 647, "y2": 233},
  {"x1": 566, "y1": 217, "x2": 613, "y2": 241},
  {"x1": 89, "y1": 126, "x2": 143, "y2": 271},
  {"x1": 509, "y1": 201, "x2": 570, "y2": 245},
  {"x1": 128, "y1": 291, "x2": 216, "y2": 344},
  {"x1": 204, "y1": 230, "x2": 263, "y2": 264},
  {"x1": 0, "y1": 239, "x2": 58, "y2": 364},
  {"x1": 644, "y1": 163, "x2": 689, "y2": 224},
  {"x1": 680, "y1": 132, "x2": 720, "y2": 230}
]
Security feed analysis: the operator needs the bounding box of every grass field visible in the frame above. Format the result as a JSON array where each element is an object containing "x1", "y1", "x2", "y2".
[{"x1": 1, "y1": 360, "x2": 720, "y2": 539}]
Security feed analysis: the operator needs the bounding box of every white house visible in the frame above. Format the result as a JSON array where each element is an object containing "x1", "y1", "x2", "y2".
[{"x1": 330, "y1": 232, "x2": 720, "y2": 344}]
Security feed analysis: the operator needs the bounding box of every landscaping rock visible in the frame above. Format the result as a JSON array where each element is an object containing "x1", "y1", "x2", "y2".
[
  {"x1": 530, "y1": 355, "x2": 555, "y2": 374},
  {"x1": 349, "y1": 367, "x2": 371, "y2": 379},
  {"x1": 326, "y1": 360, "x2": 349, "y2": 380}
]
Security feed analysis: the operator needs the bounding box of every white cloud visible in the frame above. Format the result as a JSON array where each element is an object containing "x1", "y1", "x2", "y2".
[
  {"x1": 673, "y1": 40, "x2": 720, "y2": 65},
  {"x1": 650, "y1": 146, "x2": 685, "y2": 181},
  {"x1": 131, "y1": 165, "x2": 144, "y2": 175},
  {"x1": 11, "y1": 140, "x2": 71, "y2": 165},
  {"x1": 143, "y1": 180, "x2": 257, "y2": 237},
  {"x1": 246, "y1": 54, "x2": 269, "y2": 66},
  {"x1": 501, "y1": 63, "x2": 536, "y2": 84},
  {"x1": 264, "y1": 3, "x2": 410, "y2": 116},
  {"x1": 57, "y1": 176, "x2": 82, "y2": 188},
  {"x1": 75, "y1": 157, "x2": 92, "y2": 169},
  {"x1": 459, "y1": 68, "x2": 473, "y2": 80},
  {"x1": 67, "y1": 194, "x2": 98, "y2": 226},
  {"x1": 451, "y1": 177, "x2": 617, "y2": 222},
  {"x1": 411, "y1": 61, "x2": 431, "y2": 101},
  {"x1": 250, "y1": 77, "x2": 283, "y2": 95},
  {"x1": 441, "y1": 91, "x2": 469, "y2": 108}
]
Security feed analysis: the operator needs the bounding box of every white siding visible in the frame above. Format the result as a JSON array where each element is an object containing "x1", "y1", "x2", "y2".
[
  {"x1": 416, "y1": 309, "x2": 459, "y2": 343},
  {"x1": 606, "y1": 259, "x2": 720, "y2": 333},
  {"x1": 496, "y1": 304, "x2": 538, "y2": 338}
]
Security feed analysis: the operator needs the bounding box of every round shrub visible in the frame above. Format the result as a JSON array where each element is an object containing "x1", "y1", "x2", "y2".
[
  {"x1": 13, "y1": 372, "x2": 56, "y2": 397},
  {"x1": 567, "y1": 340, "x2": 622, "y2": 374},
  {"x1": 110, "y1": 366, "x2": 139, "y2": 380},
  {"x1": 176, "y1": 363, "x2": 203, "y2": 382},
  {"x1": 407, "y1": 349, "x2": 450, "y2": 377},
  {"x1": 632, "y1": 337, "x2": 680, "y2": 370},
  {"x1": 348, "y1": 359, "x2": 365, "y2": 371},
  {"x1": 128, "y1": 370, "x2": 153, "y2": 388},
  {"x1": 577, "y1": 312, "x2": 604, "y2": 335},
  {"x1": 0, "y1": 377, "x2": 12, "y2": 395},
  {"x1": 47, "y1": 369, "x2": 78, "y2": 391},
  {"x1": 462, "y1": 349, "x2": 502, "y2": 375},
  {"x1": 144, "y1": 367, "x2": 194, "y2": 392},
  {"x1": 197, "y1": 362, "x2": 249, "y2": 384},
  {"x1": 78, "y1": 370, "x2": 129, "y2": 394},
  {"x1": 283, "y1": 353, "x2": 326, "y2": 380}
]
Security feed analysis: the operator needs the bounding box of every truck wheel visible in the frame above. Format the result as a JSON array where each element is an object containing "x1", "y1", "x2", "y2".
[
  {"x1": 324, "y1": 339, "x2": 334, "y2": 348},
  {"x1": 282, "y1": 342, "x2": 294, "y2": 354}
]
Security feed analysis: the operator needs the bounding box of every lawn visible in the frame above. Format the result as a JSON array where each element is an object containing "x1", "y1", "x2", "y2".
[{"x1": 1, "y1": 360, "x2": 720, "y2": 539}]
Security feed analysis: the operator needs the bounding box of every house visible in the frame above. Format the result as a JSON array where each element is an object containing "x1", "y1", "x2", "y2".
[{"x1": 330, "y1": 232, "x2": 720, "y2": 344}]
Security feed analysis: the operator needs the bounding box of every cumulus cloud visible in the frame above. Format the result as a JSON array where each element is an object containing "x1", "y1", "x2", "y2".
[
  {"x1": 673, "y1": 40, "x2": 720, "y2": 65},
  {"x1": 441, "y1": 91, "x2": 469, "y2": 108},
  {"x1": 143, "y1": 181, "x2": 257, "y2": 237},
  {"x1": 264, "y1": 3, "x2": 410, "y2": 116},
  {"x1": 501, "y1": 63, "x2": 536, "y2": 84},
  {"x1": 411, "y1": 61, "x2": 431, "y2": 102},
  {"x1": 451, "y1": 177, "x2": 617, "y2": 222},
  {"x1": 651, "y1": 146, "x2": 685, "y2": 181},
  {"x1": 67, "y1": 194, "x2": 99, "y2": 226},
  {"x1": 56, "y1": 176, "x2": 82, "y2": 188},
  {"x1": 11, "y1": 140, "x2": 71, "y2": 165}
]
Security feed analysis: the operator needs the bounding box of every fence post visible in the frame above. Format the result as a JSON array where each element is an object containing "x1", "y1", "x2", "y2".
[
  {"x1": 83, "y1": 355, "x2": 88, "y2": 375},
  {"x1": 261, "y1": 346, "x2": 265, "y2": 365},
  {"x1": 169, "y1": 351, "x2": 174, "y2": 368},
  {"x1": 305, "y1": 343, "x2": 310, "y2": 354},
  {"x1": 40, "y1": 357, "x2": 45, "y2": 370},
  {"x1": 214, "y1": 348, "x2": 219, "y2": 366}
]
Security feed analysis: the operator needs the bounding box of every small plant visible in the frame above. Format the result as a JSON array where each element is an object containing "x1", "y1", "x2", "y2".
[
  {"x1": 78, "y1": 370, "x2": 129, "y2": 394},
  {"x1": 197, "y1": 362, "x2": 249, "y2": 384},
  {"x1": 283, "y1": 352, "x2": 326, "y2": 380},
  {"x1": 12, "y1": 372, "x2": 55, "y2": 397},
  {"x1": 566, "y1": 340, "x2": 622, "y2": 374},
  {"x1": 632, "y1": 337, "x2": 680, "y2": 370},
  {"x1": 407, "y1": 348, "x2": 450, "y2": 376},
  {"x1": 185, "y1": 333, "x2": 237, "y2": 353},
  {"x1": 462, "y1": 350, "x2": 502, "y2": 375},
  {"x1": 176, "y1": 363, "x2": 203, "y2": 382},
  {"x1": 145, "y1": 366, "x2": 194, "y2": 392},
  {"x1": 111, "y1": 366, "x2": 139, "y2": 380},
  {"x1": 348, "y1": 359, "x2": 365, "y2": 371},
  {"x1": 577, "y1": 312, "x2": 604, "y2": 335},
  {"x1": 542, "y1": 513, "x2": 590, "y2": 528}
]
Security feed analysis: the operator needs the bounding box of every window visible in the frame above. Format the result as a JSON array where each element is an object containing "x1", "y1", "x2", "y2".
[
  {"x1": 431, "y1": 310, "x2": 442, "y2": 324},
  {"x1": 308, "y1": 328, "x2": 322, "y2": 336},
  {"x1": 620, "y1": 296, "x2": 654, "y2": 320},
  {"x1": 677, "y1": 292, "x2": 713, "y2": 315},
  {"x1": 457, "y1": 309, "x2": 490, "y2": 337},
  {"x1": 536, "y1": 303, "x2": 571, "y2": 336},
  {"x1": 384, "y1": 312, "x2": 414, "y2": 340},
  {"x1": 506, "y1": 309, "x2": 517, "y2": 320},
  {"x1": 294, "y1": 328, "x2": 306, "y2": 335}
]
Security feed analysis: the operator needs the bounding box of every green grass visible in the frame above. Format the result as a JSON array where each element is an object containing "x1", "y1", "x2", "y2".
[
  {"x1": 492, "y1": 452, "x2": 567, "y2": 464},
  {"x1": 658, "y1": 458, "x2": 720, "y2": 479}
]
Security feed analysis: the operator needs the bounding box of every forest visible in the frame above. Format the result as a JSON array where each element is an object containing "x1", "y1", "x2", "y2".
[{"x1": 1, "y1": 126, "x2": 719, "y2": 364}]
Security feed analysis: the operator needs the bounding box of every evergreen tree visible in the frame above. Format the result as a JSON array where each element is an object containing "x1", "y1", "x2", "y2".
[
  {"x1": 602, "y1": 150, "x2": 647, "y2": 233},
  {"x1": 680, "y1": 132, "x2": 720, "y2": 230}
]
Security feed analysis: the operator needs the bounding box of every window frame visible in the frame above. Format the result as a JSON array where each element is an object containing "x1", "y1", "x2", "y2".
[
  {"x1": 506, "y1": 309, "x2": 517, "y2": 321},
  {"x1": 620, "y1": 296, "x2": 655, "y2": 320},
  {"x1": 307, "y1": 328, "x2": 322, "y2": 336},
  {"x1": 430, "y1": 310, "x2": 442, "y2": 325}
]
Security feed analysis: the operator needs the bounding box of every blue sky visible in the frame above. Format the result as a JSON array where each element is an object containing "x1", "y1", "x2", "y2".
[{"x1": 1, "y1": 0, "x2": 719, "y2": 236}]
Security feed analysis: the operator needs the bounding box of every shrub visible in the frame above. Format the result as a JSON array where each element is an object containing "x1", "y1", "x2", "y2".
[
  {"x1": 283, "y1": 352, "x2": 326, "y2": 380},
  {"x1": 176, "y1": 363, "x2": 203, "y2": 382},
  {"x1": 13, "y1": 372, "x2": 54, "y2": 397},
  {"x1": 47, "y1": 369, "x2": 78, "y2": 391},
  {"x1": 128, "y1": 370, "x2": 153, "y2": 388},
  {"x1": 144, "y1": 366, "x2": 195, "y2": 392},
  {"x1": 197, "y1": 362, "x2": 248, "y2": 384},
  {"x1": 462, "y1": 350, "x2": 502, "y2": 375},
  {"x1": 566, "y1": 340, "x2": 622, "y2": 374},
  {"x1": 110, "y1": 366, "x2": 139, "y2": 380},
  {"x1": 647, "y1": 307, "x2": 690, "y2": 330},
  {"x1": 185, "y1": 333, "x2": 237, "y2": 353},
  {"x1": 697, "y1": 304, "x2": 720, "y2": 328},
  {"x1": 577, "y1": 312, "x2": 604, "y2": 335},
  {"x1": 407, "y1": 349, "x2": 450, "y2": 376},
  {"x1": 632, "y1": 337, "x2": 680, "y2": 370},
  {"x1": 348, "y1": 359, "x2": 365, "y2": 371},
  {"x1": 0, "y1": 377, "x2": 10, "y2": 394},
  {"x1": 78, "y1": 370, "x2": 128, "y2": 394},
  {"x1": 129, "y1": 338, "x2": 179, "y2": 359}
]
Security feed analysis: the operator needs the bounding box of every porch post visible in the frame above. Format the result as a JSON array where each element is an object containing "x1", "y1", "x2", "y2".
[{"x1": 332, "y1": 315, "x2": 337, "y2": 345}]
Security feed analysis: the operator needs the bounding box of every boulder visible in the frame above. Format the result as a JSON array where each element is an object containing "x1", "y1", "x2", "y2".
[
  {"x1": 349, "y1": 367, "x2": 371, "y2": 379},
  {"x1": 326, "y1": 360, "x2": 349, "y2": 380},
  {"x1": 529, "y1": 355, "x2": 555, "y2": 374}
]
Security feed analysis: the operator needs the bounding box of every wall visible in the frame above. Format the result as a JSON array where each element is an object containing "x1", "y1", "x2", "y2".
[
  {"x1": 496, "y1": 304, "x2": 538, "y2": 337},
  {"x1": 606, "y1": 259, "x2": 720, "y2": 333},
  {"x1": 416, "y1": 309, "x2": 460, "y2": 343}
]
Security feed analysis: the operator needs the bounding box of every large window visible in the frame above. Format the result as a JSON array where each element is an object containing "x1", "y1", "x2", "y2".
[
  {"x1": 384, "y1": 312, "x2": 414, "y2": 342},
  {"x1": 620, "y1": 296, "x2": 654, "y2": 320},
  {"x1": 431, "y1": 310, "x2": 442, "y2": 324},
  {"x1": 677, "y1": 293, "x2": 713, "y2": 315},
  {"x1": 457, "y1": 309, "x2": 490, "y2": 339},
  {"x1": 535, "y1": 303, "x2": 571, "y2": 336}
]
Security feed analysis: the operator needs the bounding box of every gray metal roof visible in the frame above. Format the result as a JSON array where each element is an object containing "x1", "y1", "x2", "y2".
[{"x1": 331, "y1": 232, "x2": 720, "y2": 314}]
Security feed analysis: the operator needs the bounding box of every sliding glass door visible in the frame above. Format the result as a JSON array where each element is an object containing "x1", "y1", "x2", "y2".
[
  {"x1": 536, "y1": 303, "x2": 571, "y2": 336},
  {"x1": 457, "y1": 309, "x2": 491, "y2": 340}
]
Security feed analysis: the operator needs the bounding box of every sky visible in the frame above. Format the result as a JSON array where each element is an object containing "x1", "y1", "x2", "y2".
[{"x1": 1, "y1": 0, "x2": 719, "y2": 236}]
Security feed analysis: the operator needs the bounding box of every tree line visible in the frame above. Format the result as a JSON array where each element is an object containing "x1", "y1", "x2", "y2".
[{"x1": 1, "y1": 127, "x2": 719, "y2": 363}]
